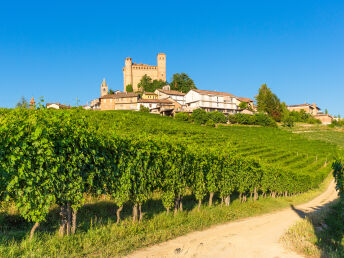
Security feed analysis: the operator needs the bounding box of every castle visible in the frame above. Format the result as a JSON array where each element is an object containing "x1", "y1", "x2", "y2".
[{"x1": 123, "y1": 53, "x2": 166, "y2": 92}]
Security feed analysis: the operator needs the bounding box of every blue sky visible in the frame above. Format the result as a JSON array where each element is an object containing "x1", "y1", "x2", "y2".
[{"x1": 0, "y1": 1, "x2": 343, "y2": 115}]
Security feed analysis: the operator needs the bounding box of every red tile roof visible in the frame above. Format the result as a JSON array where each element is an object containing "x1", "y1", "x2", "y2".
[
  {"x1": 193, "y1": 89, "x2": 235, "y2": 97},
  {"x1": 138, "y1": 99, "x2": 173, "y2": 104},
  {"x1": 157, "y1": 89, "x2": 185, "y2": 96},
  {"x1": 237, "y1": 97, "x2": 254, "y2": 103},
  {"x1": 100, "y1": 93, "x2": 139, "y2": 99}
]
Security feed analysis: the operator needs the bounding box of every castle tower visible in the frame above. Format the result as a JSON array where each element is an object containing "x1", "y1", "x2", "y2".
[
  {"x1": 101, "y1": 79, "x2": 108, "y2": 97},
  {"x1": 157, "y1": 53, "x2": 166, "y2": 81},
  {"x1": 123, "y1": 57, "x2": 133, "y2": 91}
]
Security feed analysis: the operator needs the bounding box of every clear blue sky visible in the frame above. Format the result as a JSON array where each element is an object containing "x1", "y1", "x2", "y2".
[{"x1": 1, "y1": 1, "x2": 343, "y2": 115}]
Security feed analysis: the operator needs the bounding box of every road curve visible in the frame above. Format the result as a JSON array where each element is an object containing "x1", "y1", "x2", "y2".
[{"x1": 127, "y1": 180, "x2": 338, "y2": 258}]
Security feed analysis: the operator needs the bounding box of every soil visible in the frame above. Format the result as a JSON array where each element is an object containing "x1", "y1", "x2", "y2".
[{"x1": 127, "y1": 180, "x2": 338, "y2": 258}]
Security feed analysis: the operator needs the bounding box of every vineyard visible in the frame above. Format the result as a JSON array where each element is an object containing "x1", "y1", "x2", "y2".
[{"x1": 0, "y1": 108, "x2": 339, "y2": 255}]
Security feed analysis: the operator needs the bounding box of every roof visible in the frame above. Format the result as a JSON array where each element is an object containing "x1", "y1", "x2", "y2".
[
  {"x1": 287, "y1": 103, "x2": 320, "y2": 110},
  {"x1": 100, "y1": 92, "x2": 139, "y2": 99},
  {"x1": 143, "y1": 92, "x2": 157, "y2": 95},
  {"x1": 237, "y1": 97, "x2": 254, "y2": 103},
  {"x1": 46, "y1": 103, "x2": 71, "y2": 109},
  {"x1": 192, "y1": 89, "x2": 235, "y2": 97},
  {"x1": 138, "y1": 99, "x2": 173, "y2": 104},
  {"x1": 156, "y1": 89, "x2": 185, "y2": 96}
]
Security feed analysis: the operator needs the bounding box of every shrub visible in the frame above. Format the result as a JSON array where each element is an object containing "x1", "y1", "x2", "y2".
[
  {"x1": 139, "y1": 105, "x2": 150, "y2": 113},
  {"x1": 175, "y1": 112, "x2": 190, "y2": 122},
  {"x1": 208, "y1": 111, "x2": 227, "y2": 123},
  {"x1": 282, "y1": 114, "x2": 295, "y2": 127},
  {"x1": 191, "y1": 108, "x2": 209, "y2": 125},
  {"x1": 205, "y1": 119, "x2": 215, "y2": 127}
]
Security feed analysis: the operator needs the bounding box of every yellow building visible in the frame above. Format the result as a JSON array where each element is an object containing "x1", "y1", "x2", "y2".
[
  {"x1": 123, "y1": 53, "x2": 166, "y2": 92},
  {"x1": 142, "y1": 92, "x2": 158, "y2": 100}
]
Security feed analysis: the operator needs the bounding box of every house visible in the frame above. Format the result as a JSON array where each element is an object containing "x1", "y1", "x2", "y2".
[
  {"x1": 314, "y1": 113, "x2": 333, "y2": 125},
  {"x1": 287, "y1": 103, "x2": 320, "y2": 116},
  {"x1": 90, "y1": 98, "x2": 100, "y2": 110},
  {"x1": 46, "y1": 102, "x2": 71, "y2": 109},
  {"x1": 137, "y1": 99, "x2": 175, "y2": 115},
  {"x1": 184, "y1": 89, "x2": 237, "y2": 113},
  {"x1": 154, "y1": 86, "x2": 185, "y2": 105},
  {"x1": 234, "y1": 97, "x2": 255, "y2": 111},
  {"x1": 142, "y1": 92, "x2": 158, "y2": 100},
  {"x1": 100, "y1": 92, "x2": 139, "y2": 111}
]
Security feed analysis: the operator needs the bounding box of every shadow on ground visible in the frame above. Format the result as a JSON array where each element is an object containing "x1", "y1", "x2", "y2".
[{"x1": 290, "y1": 200, "x2": 344, "y2": 257}]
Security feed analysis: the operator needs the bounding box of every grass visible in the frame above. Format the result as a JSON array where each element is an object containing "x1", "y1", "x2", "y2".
[
  {"x1": 0, "y1": 175, "x2": 333, "y2": 257},
  {"x1": 282, "y1": 200, "x2": 344, "y2": 257}
]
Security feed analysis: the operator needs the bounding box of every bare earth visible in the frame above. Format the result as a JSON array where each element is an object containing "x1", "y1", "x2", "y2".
[{"x1": 127, "y1": 180, "x2": 338, "y2": 258}]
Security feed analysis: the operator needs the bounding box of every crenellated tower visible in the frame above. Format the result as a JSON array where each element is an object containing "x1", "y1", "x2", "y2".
[
  {"x1": 123, "y1": 57, "x2": 133, "y2": 91},
  {"x1": 157, "y1": 53, "x2": 166, "y2": 81}
]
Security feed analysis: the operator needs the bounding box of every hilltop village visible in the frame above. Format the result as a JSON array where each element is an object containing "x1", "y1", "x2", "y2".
[{"x1": 45, "y1": 53, "x2": 334, "y2": 124}]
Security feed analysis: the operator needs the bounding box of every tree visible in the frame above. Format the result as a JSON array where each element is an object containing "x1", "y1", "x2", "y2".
[
  {"x1": 239, "y1": 102, "x2": 248, "y2": 110},
  {"x1": 170, "y1": 73, "x2": 197, "y2": 93},
  {"x1": 16, "y1": 96, "x2": 29, "y2": 108},
  {"x1": 325, "y1": 109, "x2": 328, "y2": 115},
  {"x1": 255, "y1": 84, "x2": 283, "y2": 121},
  {"x1": 126, "y1": 84, "x2": 133, "y2": 92},
  {"x1": 137, "y1": 75, "x2": 166, "y2": 92},
  {"x1": 191, "y1": 108, "x2": 209, "y2": 125},
  {"x1": 108, "y1": 89, "x2": 115, "y2": 94}
]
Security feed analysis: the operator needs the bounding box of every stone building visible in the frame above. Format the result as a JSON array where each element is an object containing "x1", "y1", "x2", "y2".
[
  {"x1": 287, "y1": 103, "x2": 320, "y2": 116},
  {"x1": 123, "y1": 53, "x2": 166, "y2": 92},
  {"x1": 100, "y1": 92, "x2": 139, "y2": 111}
]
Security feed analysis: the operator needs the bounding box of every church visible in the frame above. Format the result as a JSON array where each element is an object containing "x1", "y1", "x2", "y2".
[{"x1": 123, "y1": 53, "x2": 166, "y2": 92}]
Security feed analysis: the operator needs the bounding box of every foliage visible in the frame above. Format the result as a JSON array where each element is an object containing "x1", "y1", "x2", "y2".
[
  {"x1": 139, "y1": 105, "x2": 150, "y2": 113},
  {"x1": 15, "y1": 97, "x2": 29, "y2": 109},
  {"x1": 205, "y1": 119, "x2": 215, "y2": 127},
  {"x1": 255, "y1": 84, "x2": 283, "y2": 121},
  {"x1": 174, "y1": 112, "x2": 190, "y2": 122},
  {"x1": 0, "y1": 109, "x2": 336, "y2": 241},
  {"x1": 126, "y1": 84, "x2": 133, "y2": 92},
  {"x1": 228, "y1": 113, "x2": 277, "y2": 127},
  {"x1": 282, "y1": 113, "x2": 295, "y2": 127},
  {"x1": 137, "y1": 75, "x2": 166, "y2": 92},
  {"x1": 191, "y1": 108, "x2": 209, "y2": 125},
  {"x1": 170, "y1": 73, "x2": 197, "y2": 93},
  {"x1": 239, "y1": 102, "x2": 248, "y2": 110},
  {"x1": 108, "y1": 89, "x2": 115, "y2": 94},
  {"x1": 208, "y1": 111, "x2": 227, "y2": 124}
]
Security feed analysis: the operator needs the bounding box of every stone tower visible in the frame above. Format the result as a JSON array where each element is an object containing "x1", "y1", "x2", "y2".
[
  {"x1": 100, "y1": 79, "x2": 108, "y2": 97},
  {"x1": 157, "y1": 53, "x2": 166, "y2": 81},
  {"x1": 124, "y1": 57, "x2": 133, "y2": 91},
  {"x1": 123, "y1": 53, "x2": 166, "y2": 92}
]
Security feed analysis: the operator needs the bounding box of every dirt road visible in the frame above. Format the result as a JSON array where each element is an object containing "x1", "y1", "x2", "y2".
[{"x1": 127, "y1": 180, "x2": 338, "y2": 258}]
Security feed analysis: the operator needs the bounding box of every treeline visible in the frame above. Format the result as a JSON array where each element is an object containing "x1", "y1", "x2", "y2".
[
  {"x1": 175, "y1": 109, "x2": 277, "y2": 127},
  {"x1": 0, "y1": 108, "x2": 329, "y2": 239}
]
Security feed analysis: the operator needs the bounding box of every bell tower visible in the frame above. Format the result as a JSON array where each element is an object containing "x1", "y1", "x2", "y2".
[{"x1": 101, "y1": 79, "x2": 108, "y2": 97}]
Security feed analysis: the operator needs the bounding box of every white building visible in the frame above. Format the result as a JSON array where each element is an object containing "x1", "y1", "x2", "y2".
[
  {"x1": 154, "y1": 86, "x2": 185, "y2": 105},
  {"x1": 46, "y1": 102, "x2": 71, "y2": 109},
  {"x1": 184, "y1": 89, "x2": 238, "y2": 113}
]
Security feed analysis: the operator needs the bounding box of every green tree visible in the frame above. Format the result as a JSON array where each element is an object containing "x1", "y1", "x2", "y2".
[
  {"x1": 137, "y1": 75, "x2": 166, "y2": 92},
  {"x1": 239, "y1": 102, "x2": 248, "y2": 110},
  {"x1": 15, "y1": 96, "x2": 29, "y2": 108},
  {"x1": 325, "y1": 109, "x2": 328, "y2": 114},
  {"x1": 126, "y1": 84, "x2": 133, "y2": 92},
  {"x1": 191, "y1": 108, "x2": 209, "y2": 125},
  {"x1": 255, "y1": 84, "x2": 283, "y2": 121},
  {"x1": 170, "y1": 73, "x2": 197, "y2": 93},
  {"x1": 108, "y1": 89, "x2": 115, "y2": 94}
]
